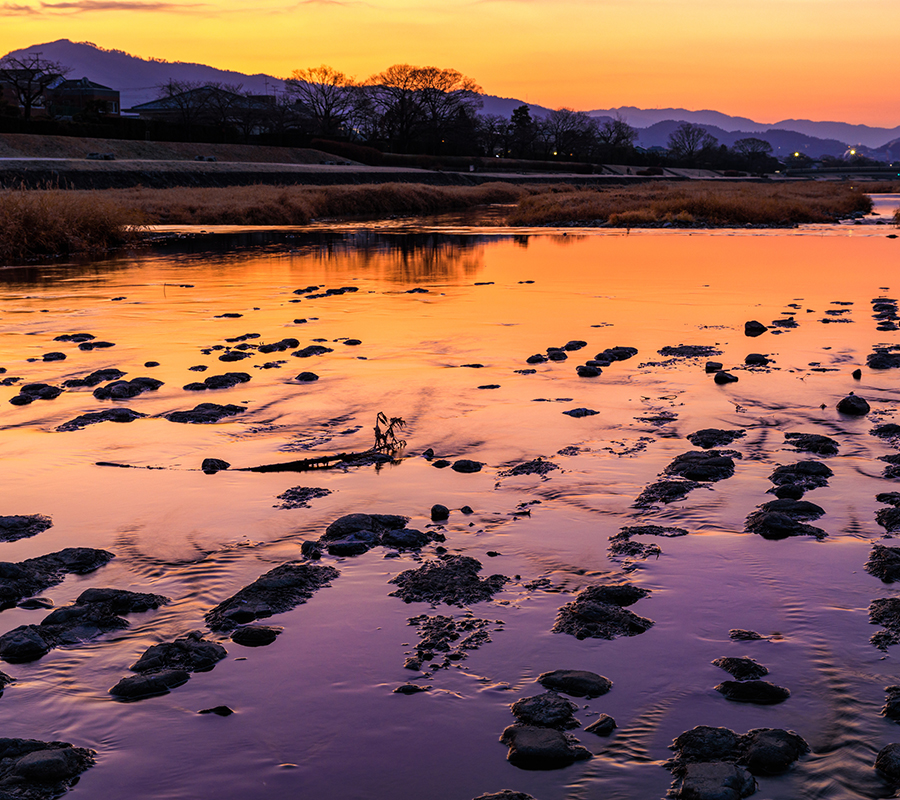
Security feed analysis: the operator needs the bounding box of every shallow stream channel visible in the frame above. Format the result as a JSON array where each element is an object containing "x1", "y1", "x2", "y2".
[{"x1": 2, "y1": 212, "x2": 900, "y2": 799}]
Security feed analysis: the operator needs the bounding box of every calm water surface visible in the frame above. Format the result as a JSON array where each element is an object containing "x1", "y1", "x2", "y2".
[{"x1": 2, "y1": 222, "x2": 900, "y2": 799}]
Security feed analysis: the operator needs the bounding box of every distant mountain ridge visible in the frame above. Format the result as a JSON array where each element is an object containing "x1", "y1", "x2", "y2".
[{"x1": 5, "y1": 40, "x2": 899, "y2": 153}]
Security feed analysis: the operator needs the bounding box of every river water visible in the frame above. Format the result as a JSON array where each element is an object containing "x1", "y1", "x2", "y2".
[{"x1": 1, "y1": 214, "x2": 900, "y2": 799}]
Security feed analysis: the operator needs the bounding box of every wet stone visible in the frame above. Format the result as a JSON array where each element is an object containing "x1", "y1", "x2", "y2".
[
  {"x1": 868, "y1": 598, "x2": 900, "y2": 650},
  {"x1": 78, "y1": 340, "x2": 115, "y2": 351},
  {"x1": 201, "y1": 458, "x2": 230, "y2": 474},
  {"x1": 714, "y1": 371, "x2": 739, "y2": 385},
  {"x1": 868, "y1": 351, "x2": 900, "y2": 370},
  {"x1": 563, "y1": 407, "x2": 598, "y2": 418},
  {"x1": 0, "y1": 548, "x2": 114, "y2": 611},
  {"x1": 231, "y1": 625, "x2": 281, "y2": 647},
  {"x1": 744, "y1": 320, "x2": 767, "y2": 337},
  {"x1": 706, "y1": 361, "x2": 724, "y2": 372},
  {"x1": 0, "y1": 739, "x2": 96, "y2": 796},
  {"x1": 876, "y1": 743, "x2": 900, "y2": 782},
  {"x1": 452, "y1": 460, "x2": 483, "y2": 473},
  {"x1": 292, "y1": 345, "x2": 333, "y2": 358},
  {"x1": 883, "y1": 686, "x2": 900, "y2": 722},
  {"x1": 54, "y1": 333, "x2": 94, "y2": 342},
  {"x1": 93, "y1": 377, "x2": 163, "y2": 400},
  {"x1": 199, "y1": 705, "x2": 234, "y2": 716},
  {"x1": 585, "y1": 714, "x2": 617, "y2": 736},
  {"x1": 769, "y1": 461, "x2": 832, "y2": 490},
  {"x1": 758, "y1": 498, "x2": 824, "y2": 519},
  {"x1": 537, "y1": 669, "x2": 612, "y2": 698},
  {"x1": 668, "y1": 725, "x2": 808, "y2": 777},
  {"x1": 712, "y1": 657, "x2": 769, "y2": 681},
  {"x1": 57, "y1": 408, "x2": 145, "y2": 432},
  {"x1": 430, "y1": 504, "x2": 450, "y2": 521},
  {"x1": 0, "y1": 515, "x2": 52, "y2": 543},
  {"x1": 687, "y1": 428, "x2": 745, "y2": 449},
  {"x1": 42, "y1": 352, "x2": 66, "y2": 362},
  {"x1": 393, "y1": 684, "x2": 429, "y2": 694},
  {"x1": 258, "y1": 338, "x2": 300, "y2": 354},
  {"x1": 745, "y1": 509, "x2": 826, "y2": 540},
  {"x1": 498, "y1": 458, "x2": 558, "y2": 477},
  {"x1": 665, "y1": 450, "x2": 737, "y2": 482},
  {"x1": 634, "y1": 480, "x2": 700, "y2": 507},
  {"x1": 206, "y1": 563, "x2": 339, "y2": 631},
  {"x1": 729, "y1": 629, "x2": 764, "y2": 641},
  {"x1": 404, "y1": 614, "x2": 494, "y2": 672},
  {"x1": 576, "y1": 365, "x2": 601, "y2": 378},
  {"x1": 295, "y1": 372, "x2": 319, "y2": 382},
  {"x1": 673, "y1": 761, "x2": 756, "y2": 800},
  {"x1": 274, "y1": 486, "x2": 331, "y2": 509},
  {"x1": 166, "y1": 403, "x2": 246, "y2": 424},
  {"x1": 553, "y1": 584, "x2": 653, "y2": 640},
  {"x1": 837, "y1": 393, "x2": 870, "y2": 416},
  {"x1": 784, "y1": 432, "x2": 839, "y2": 456},
  {"x1": 471, "y1": 792, "x2": 536, "y2": 800},
  {"x1": 499, "y1": 725, "x2": 591, "y2": 770},
  {"x1": 218, "y1": 351, "x2": 252, "y2": 362},
  {"x1": 0, "y1": 587, "x2": 170, "y2": 664},
  {"x1": 659, "y1": 345, "x2": 722, "y2": 358},
  {"x1": 511, "y1": 692, "x2": 580, "y2": 730},
  {"x1": 715, "y1": 680, "x2": 790, "y2": 705},
  {"x1": 319, "y1": 513, "x2": 427, "y2": 556},
  {"x1": 526, "y1": 354, "x2": 547, "y2": 364},
  {"x1": 547, "y1": 350, "x2": 568, "y2": 362},
  {"x1": 389, "y1": 555, "x2": 507, "y2": 606},
  {"x1": 109, "y1": 669, "x2": 191, "y2": 700},
  {"x1": 597, "y1": 346, "x2": 638, "y2": 361}
]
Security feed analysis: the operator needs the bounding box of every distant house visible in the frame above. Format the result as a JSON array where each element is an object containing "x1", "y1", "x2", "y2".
[
  {"x1": 48, "y1": 77, "x2": 120, "y2": 117},
  {"x1": 0, "y1": 68, "x2": 65, "y2": 117},
  {"x1": 128, "y1": 85, "x2": 274, "y2": 126}
]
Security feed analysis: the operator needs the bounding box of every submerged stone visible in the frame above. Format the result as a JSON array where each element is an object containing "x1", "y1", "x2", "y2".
[
  {"x1": 784, "y1": 432, "x2": 839, "y2": 456},
  {"x1": 866, "y1": 545, "x2": 900, "y2": 583},
  {"x1": 837, "y1": 393, "x2": 870, "y2": 416},
  {"x1": 0, "y1": 515, "x2": 52, "y2": 543},
  {"x1": 712, "y1": 657, "x2": 769, "y2": 681},
  {"x1": 553, "y1": 584, "x2": 653, "y2": 640},
  {"x1": 715, "y1": 680, "x2": 790, "y2": 705},
  {"x1": 166, "y1": 403, "x2": 246, "y2": 424},
  {"x1": 665, "y1": 450, "x2": 736, "y2": 482},
  {"x1": 537, "y1": 669, "x2": 612, "y2": 698},
  {"x1": 57, "y1": 408, "x2": 146, "y2": 432},
  {"x1": 499, "y1": 725, "x2": 591, "y2": 770},
  {"x1": 634, "y1": 480, "x2": 700, "y2": 507},
  {"x1": 511, "y1": 692, "x2": 580, "y2": 730},
  {"x1": 687, "y1": 429, "x2": 745, "y2": 449},
  {"x1": 389, "y1": 555, "x2": 507, "y2": 606},
  {"x1": 585, "y1": 714, "x2": 617, "y2": 736}
]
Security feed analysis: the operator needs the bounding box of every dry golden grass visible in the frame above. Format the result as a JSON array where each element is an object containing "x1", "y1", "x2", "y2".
[
  {"x1": 507, "y1": 181, "x2": 874, "y2": 227},
  {"x1": 75, "y1": 182, "x2": 536, "y2": 226},
  {"x1": 0, "y1": 186, "x2": 142, "y2": 262}
]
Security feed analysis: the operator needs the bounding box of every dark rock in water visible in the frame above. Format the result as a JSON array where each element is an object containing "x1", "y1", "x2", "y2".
[
  {"x1": 17, "y1": 597, "x2": 53, "y2": 610},
  {"x1": 0, "y1": 548, "x2": 114, "y2": 611},
  {"x1": 715, "y1": 680, "x2": 790, "y2": 705},
  {"x1": 882, "y1": 686, "x2": 900, "y2": 722},
  {"x1": 499, "y1": 724, "x2": 591, "y2": 770},
  {"x1": 729, "y1": 629, "x2": 764, "y2": 641},
  {"x1": 109, "y1": 668, "x2": 191, "y2": 700},
  {"x1": 874, "y1": 424, "x2": 900, "y2": 443},
  {"x1": 668, "y1": 724, "x2": 807, "y2": 777},
  {"x1": 740, "y1": 728, "x2": 808, "y2": 775},
  {"x1": 665, "y1": 450, "x2": 736, "y2": 482},
  {"x1": 78, "y1": 340, "x2": 115, "y2": 351},
  {"x1": 868, "y1": 351, "x2": 900, "y2": 370},
  {"x1": 381, "y1": 528, "x2": 433, "y2": 550},
  {"x1": 673, "y1": 761, "x2": 756, "y2": 800},
  {"x1": 852, "y1": 368, "x2": 862, "y2": 379},
  {"x1": 471, "y1": 791, "x2": 537, "y2": 800},
  {"x1": 196, "y1": 372, "x2": 251, "y2": 390},
  {"x1": 659, "y1": 345, "x2": 722, "y2": 358},
  {"x1": 758, "y1": 498, "x2": 824, "y2": 519},
  {"x1": 0, "y1": 670, "x2": 14, "y2": 697},
  {"x1": 389, "y1": 555, "x2": 507, "y2": 606},
  {"x1": 0, "y1": 587, "x2": 169, "y2": 663},
  {"x1": 62, "y1": 367, "x2": 127, "y2": 388},
  {"x1": 201, "y1": 458, "x2": 230, "y2": 474},
  {"x1": 705, "y1": 361, "x2": 723, "y2": 373},
  {"x1": 11, "y1": 383, "x2": 63, "y2": 404},
  {"x1": 292, "y1": 345, "x2": 333, "y2": 358},
  {"x1": 452, "y1": 459, "x2": 483, "y2": 473},
  {"x1": 876, "y1": 743, "x2": 900, "y2": 781},
  {"x1": 553, "y1": 584, "x2": 653, "y2": 640},
  {"x1": 0, "y1": 515, "x2": 52, "y2": 543},
  {"x1": 878, "y1": 493, "x2": 900, "y2": 507},
  {"x1": 231, "y1": 625, "x2": 281, "y2": 647},
  {"x1": 130, "y1": 631, "x2": 226, "y2": 679},
  {"x1": 876, "y1": 509, "x2": 900, "y2": 534},
  {"x1": 432, "y1": 460, "x2": 451, "y2": 469},
  {"x1": 576, "y1": 365, "x2": 601, "y2": 378},
  {"x1": 477, "y1": 384, "x2": 501, "y2": 390},
  {"x1": 744, "y1": 353, "x2": 769, "y2": 366},
  {"x1": 0, "y1": 738, "x2": 96, "y2": 795},
  {"x1": 597, "y1": 346, "x2": 638, "y2": 362},
  {"x1": 882, "y1": 454, "x2": 900, "y2": 480},
  {"x1": 526, "y1": 354, "x2": 547, "y2": 364},
  {"x1": 784, "y1": 432, "x2": 839, "y2": 456},
  {"x1": 634, "y1": 480, "x2": 700, "y2": 507},
  {"x1": 274, "y1": 486, "x2": 331, "y2": 509},
  {"x1": 166, "y1": 403, "x2": 246, "y2": 424},
  {"x1": 563, "y1": 340, "x2": 587, "y2": 351},
  {"x1": 318, "y1": 513, "x2": 417, "y2": 556},
  {"x1": 837, "y1": 393, "x2": 870, "y2": 416},
  {"x1": 868, "y1": 598, "x2": 900, "y2": 650},
  {"x1": 199, "y1": 705, "x2": 234, "y2": 716},
  {"x1": 42, "y1": 352, "x2": 66, "y2": 362},
  {"x1": 393, "y1": 684, "x2": 429, "y2": 695},
  {"x1": 511, "y1": 692, "x2": 579, "y2": 730},
  {"x1": 744, "y1": 320, "x2": 767, "y2": 337},
  {"x1": 145, "y1": 361, "x2": 159, "y2": 368},
  {"x1": 93, "y1": 377, "x2": 163, "y2": 400},
  {"x1": 772, "y1": 317, "x2": 798, "y2": 328},
  {"x1": 206, "y1": 563, "x2": 339, "y2": 631},
  {"x1": 431, "y1": 504, "x2": 449, "y2": 521},
  {"x1": 712, "y1": 657, "x2": 768, "y2": 681},
  {"x1": 258, "y1": 338, "x2": 300, "y2": 354},
  {"x1": 57, "y1": 408, "x2": 146, "y2": 432},
  {"x1": 54, "y1": 332, "x2": 95, "y2": 343},
  {"x1": 769, "y1": 461, "x2": 832, "y2": 490},
  {"x1": 745, "y1": 510, "x2": 826, "y2": 540},
  {"x1": 563, "y1": 407, "x2": 598, "y2": 418},
  {"x1": 405, "y1": 614, "x2": 494, "y2": 672},
  {"x1": 773, "y1": 485, "x2": 805, "y2": 500},
  {"x1": 219, "y1": 351, "x2": 252, "y2": 362},
  {"x1": 537, "y1": 669, "x2": 612, "y2": 698},
  {"x1": 498, "y1": 458, "x2": 559, "y2": 477},
  {"x1": 295, "y1": 372, "x2": 319, "y2": 382},
  {"x1": 585, "y1": 714, "x2": 616, "y2": 736},
  {"x1": 687, "y1": 428, "x2": 745, "y2": 449},
  {"x1": 547, "y1": 350, "x2": 568, "y2": 362},
  {"x1": 714, "y1": 371, "x2": 739, "y2": 385}
]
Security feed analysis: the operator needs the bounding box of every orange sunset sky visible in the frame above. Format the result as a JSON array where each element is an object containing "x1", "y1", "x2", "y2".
[{"x1": 2, "y1": 0, "x2": 899, "y2": 127}]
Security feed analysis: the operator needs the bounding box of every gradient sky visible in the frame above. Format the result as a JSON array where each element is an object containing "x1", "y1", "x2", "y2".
[{"x1": 2, "y1": 0, "x2": 899, "y2": 126}]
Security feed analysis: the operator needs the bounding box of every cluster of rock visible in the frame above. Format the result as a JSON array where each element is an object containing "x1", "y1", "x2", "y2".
[
  {"x1": 871, "y1": 296, "x2": 899, "y2": 331},
  {"x1": 402, "y1": 614, "x2": 497, "y2": 673},
  {"x1": 713, "y1": 656, "x2": 790, "y2": 705},
  {"x1": 608, "y1": 524, "x2": 687, "y2": 562},
  {"x1": 0, "y1": 738, "x2": 96, "y2": 799},
  {"x1": 0, "y1": 515, "x2": 52, "y2": 544},
  {"x1": 310, "y1": 513, "x2": 440, "y2": 557},
  {"x1": 635, "y1": 445, "x2": 739, "y2": 507},
  {"x1": 552, "y1": 583, "x2": 653, "y2": 640},
  {"x1": 389, "y1": 555, "x2": 507, "y2": 606},
  {"x1": 500, "y1": 670, "x2": 614, "y2": 770},
  {"x1": 183, "y1": 371, "x2": 250, "y2": 391}
]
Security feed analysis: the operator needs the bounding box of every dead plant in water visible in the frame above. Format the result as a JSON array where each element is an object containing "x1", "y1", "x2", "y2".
[
  {"x1": 374, "y1": 412, "x2": 406, "y2": 453},
  {"x1": 0, "y1": 185, "x2": 142, "y2": 261}
]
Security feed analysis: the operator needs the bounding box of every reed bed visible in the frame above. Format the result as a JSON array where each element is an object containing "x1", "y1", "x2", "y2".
[
  {"x1": 82, "y1": 182, "x2": 536, "y2": 226},
  {"x1": 0, "y1": 186, "x2": 142, "y2": 262},
  {"x1": 506, "y1": 181, "x2": 874, "y2": 227}
]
